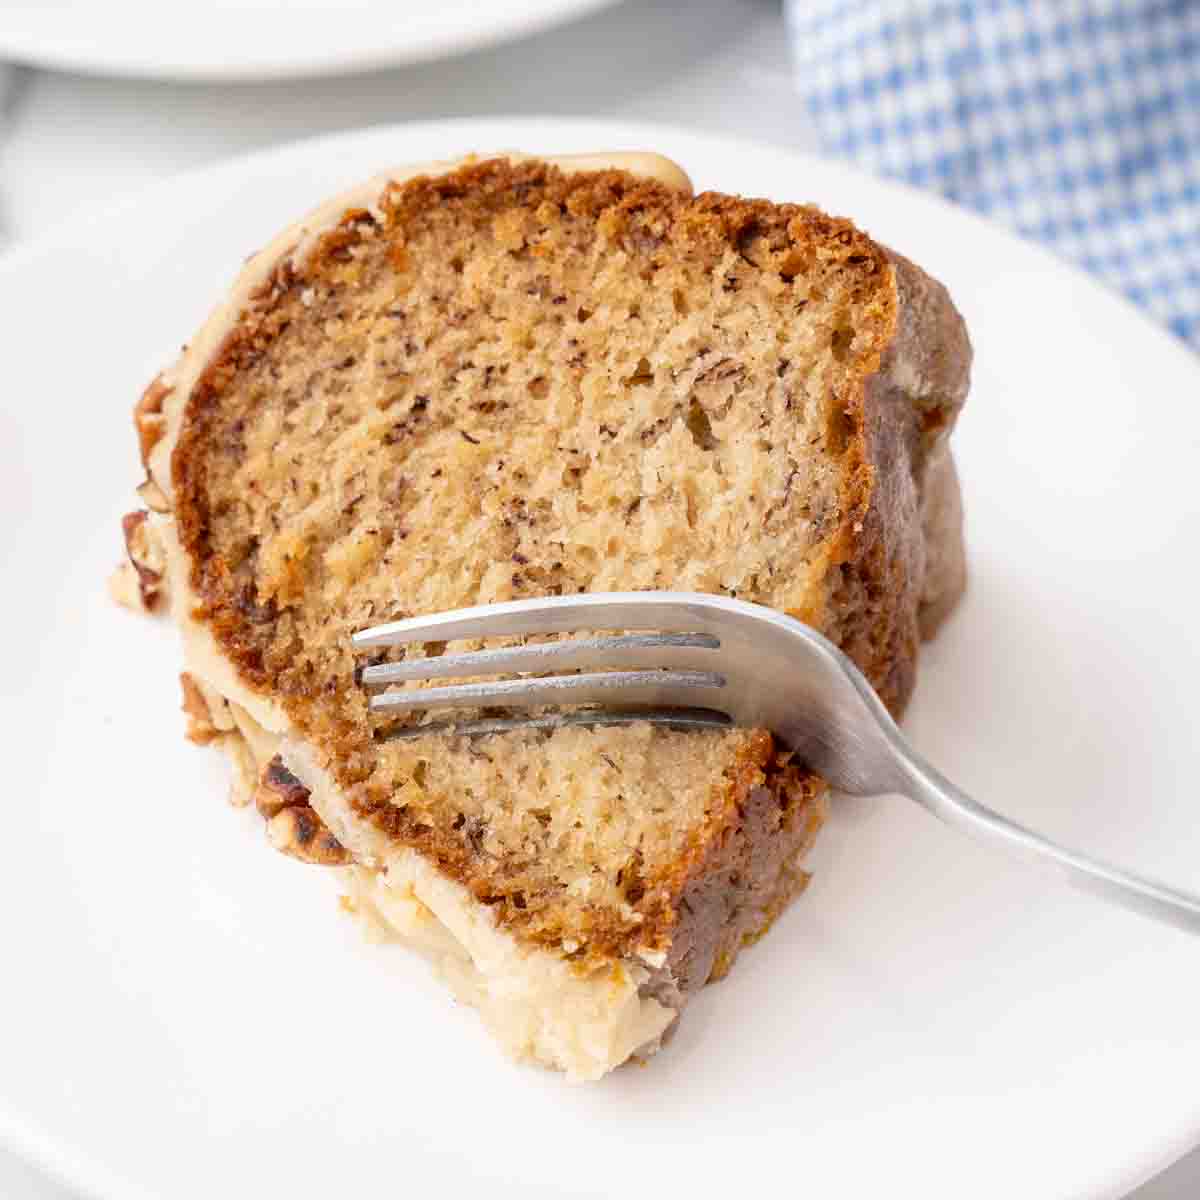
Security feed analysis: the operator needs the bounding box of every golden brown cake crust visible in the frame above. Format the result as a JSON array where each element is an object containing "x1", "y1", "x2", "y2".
[
  {"x1": 162, "y1": 157, "x2": 969, "y2": 972},
  {"x1": 809, "y1": 249, "x2": 972, "y2": 713},
  {"x1": 657, "y1": 733, "x2": 828, "y2": 1000}
]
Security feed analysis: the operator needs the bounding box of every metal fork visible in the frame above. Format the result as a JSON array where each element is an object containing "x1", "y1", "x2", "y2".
[{"x1": 354, "y1": 591, "x2": 1200, "y2": 935}]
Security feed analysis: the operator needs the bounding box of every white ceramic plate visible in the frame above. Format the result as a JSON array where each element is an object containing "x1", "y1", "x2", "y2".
[
  {"x1": 0, "y1": 0, "x2": 622, "y2": 81},
  {"x1": 2, "y1": 117, "x2": 1198, "y2": 1200}
]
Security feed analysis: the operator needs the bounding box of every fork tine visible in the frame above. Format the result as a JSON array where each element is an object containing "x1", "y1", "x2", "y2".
[
  {"x1": 352, "y1": 591, "x2": 736, "y2": 648},
  {"x1": 368, "y1": 669, "x2": 726, "y2": 713},
  {"x1": 360, "y1": 632, "x2": 719, "y2": 686},
  {"x1": 378, "y1": 707, "x2": 732, "y2": 740}
]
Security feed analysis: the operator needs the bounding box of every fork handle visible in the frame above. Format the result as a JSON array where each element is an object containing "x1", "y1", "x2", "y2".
[{"x1": 895, "y1": 751, "x2": 1200, "y2": 936}]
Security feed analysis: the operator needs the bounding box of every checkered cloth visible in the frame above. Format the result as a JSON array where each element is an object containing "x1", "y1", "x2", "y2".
[{"x1": 785, "y1": 0, "x2": 1200, "y2": 348}]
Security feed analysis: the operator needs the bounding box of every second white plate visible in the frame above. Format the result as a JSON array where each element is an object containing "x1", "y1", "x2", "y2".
[{"x1": 0, "y1": 0, "x2": 623, "y2": 81}]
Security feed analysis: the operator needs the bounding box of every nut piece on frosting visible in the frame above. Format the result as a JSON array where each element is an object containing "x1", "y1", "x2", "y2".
[
  {"x1": 136, "y1": 477, "x2": 171, "y2": 514},
  {"x1": 266, "y1": 804, "x2": 352, "y2": 866},
  {"x1": 257, "y1": 755, "x2": 350, "y2": 865},
  {"x1": 107, "y1": 562, "x2": 149, "y2": 613},
  {"x1": 119, "y1": 511, "x2": 167, "y2": 611},
  {"x1": 254, "y1": 755, "x2": 313, "y2": 819},
  {"x1": 134, "y1": 375, "x2": 171, "y2": 468},
  {"x1": 179, "y1": 671, "x2": 235, "y2": 745}
]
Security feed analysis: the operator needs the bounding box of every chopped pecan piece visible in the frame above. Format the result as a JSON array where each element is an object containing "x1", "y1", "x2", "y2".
[
  {"x1": 134, "y1": 375, "x2": 171, "y2": 468},
  {"x1": 254, "y1": 754, "x2": 346, "y2": 863},
  {"x1": 266, "y1": 804, "x2": 351, "y2": 866},
  {"x1": 179, "y1": 671, "x2": 233, "y2": 744},
  {"x1": 121, "y1": 511, "x2": 167, "y2": 611},
  {"x1": 108, "y1": 562, "x2": 147, "y2": 613},
  {"x1": 136, "y1": 477, "x2": 171, "y2": 513},
  {"x1": 254, "y1": 754, "x2": 312, "y2": 819}
]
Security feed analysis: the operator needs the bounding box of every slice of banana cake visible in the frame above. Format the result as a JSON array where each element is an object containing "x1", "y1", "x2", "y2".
[{"x1": 116, "y1": 152, "x2": 970, "y2": 1079}]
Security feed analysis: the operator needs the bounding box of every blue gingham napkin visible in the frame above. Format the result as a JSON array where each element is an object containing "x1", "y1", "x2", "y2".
[{"x1": 786, "y1": 0, "x2": 1200, "y2": 348}]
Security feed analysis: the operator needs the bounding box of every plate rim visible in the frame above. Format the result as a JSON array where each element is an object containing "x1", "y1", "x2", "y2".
[
  {"x1": 0, "y1": 1105, "x2": 159, "y2": 1200},
  {"x1": 1, "y1": 114, "x2": 1197, "y2": 1200}
]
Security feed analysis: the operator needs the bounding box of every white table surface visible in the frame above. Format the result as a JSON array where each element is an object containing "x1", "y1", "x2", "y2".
[{"x1": 0, "y1": 1, "x2": 1195, "y2": 1195}]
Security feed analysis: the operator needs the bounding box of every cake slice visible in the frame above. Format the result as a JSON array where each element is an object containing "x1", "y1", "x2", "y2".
[{"x1": 116, "y1": 152, "x2": 970, "y2": 1080}]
